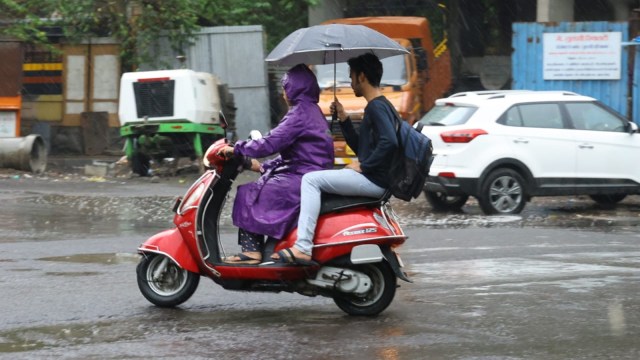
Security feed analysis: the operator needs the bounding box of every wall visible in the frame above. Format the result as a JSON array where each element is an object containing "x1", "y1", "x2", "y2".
[
  {"x1": 512, "y1": 21, "x2": 634, "y2": 120},
  {"x1": 141, "y1": 26, "x2": 270, "y2": 138},
  {"x1": 63, "y1": 38, "x2": 120, "y2": 128}
]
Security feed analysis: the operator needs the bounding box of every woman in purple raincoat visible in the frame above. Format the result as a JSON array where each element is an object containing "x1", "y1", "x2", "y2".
[{"x1": 221, "y1": 64, "x2": 334, "y2": 263}]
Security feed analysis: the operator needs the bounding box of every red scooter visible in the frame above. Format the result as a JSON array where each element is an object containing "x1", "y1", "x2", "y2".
[{"x1": 136, "y1": 122, "x2": 410, "y2": 316}]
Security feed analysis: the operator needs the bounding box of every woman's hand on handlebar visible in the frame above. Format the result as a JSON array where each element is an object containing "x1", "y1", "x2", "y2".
[
  {"x1": 249, "y1": 159, "x2": 264, "y2": 173},
  {"x1": 217, "y1": 146, "x2": 235, "y2": 159}
]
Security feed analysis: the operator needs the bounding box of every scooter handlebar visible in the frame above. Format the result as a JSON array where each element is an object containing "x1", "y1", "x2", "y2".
[{"x1": 203, "y1": 139, "x2": 252, "y2": 172}]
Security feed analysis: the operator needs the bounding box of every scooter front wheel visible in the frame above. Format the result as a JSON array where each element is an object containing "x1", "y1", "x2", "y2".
[
  {"x1": 137, "y1": 253, "x2": 200, "y2": 307},
  {"x1": 333, "y1": 262, "x2": 397, "y2": 316}
]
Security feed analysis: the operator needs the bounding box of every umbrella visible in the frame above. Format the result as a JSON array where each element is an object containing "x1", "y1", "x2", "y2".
[
  {"x1": 265, "y1": 23, "x2": 409, "y2": 66},
  {"x1": 265, "y1": 24, "x2": 409, "y2": 119}
]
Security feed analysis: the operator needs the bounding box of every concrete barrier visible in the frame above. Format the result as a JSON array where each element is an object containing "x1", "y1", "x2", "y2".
[{"x1": 0, "y1": 134, "x2": 48, "y2": 173}]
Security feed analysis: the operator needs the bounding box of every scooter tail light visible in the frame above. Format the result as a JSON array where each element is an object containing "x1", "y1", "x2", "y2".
[{"x1": 440, "y1": 129, "x2": 488, "y2": 143}]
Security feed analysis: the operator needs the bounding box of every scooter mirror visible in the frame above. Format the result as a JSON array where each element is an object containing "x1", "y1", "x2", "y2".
[
  {"x1": 219, "y1": 111, "x2": 228, "y2": 129},
  {"x1": 249, "y1": 130, "x2": 263, "y2": 140}
]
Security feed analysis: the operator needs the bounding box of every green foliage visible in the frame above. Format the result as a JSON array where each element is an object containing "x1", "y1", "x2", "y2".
[
  {"x1": 1, "y1": 0, "x2": 316, "y2": 70},
  {"x1": 343, "y1": 0, "x2": 449, "y2": 44},
  {"x1": 1, "y1": 0, "x2": 57, "y2": 44},
  {"x1": 196, "y1": 0, "x2": 317, "y2": 50}
]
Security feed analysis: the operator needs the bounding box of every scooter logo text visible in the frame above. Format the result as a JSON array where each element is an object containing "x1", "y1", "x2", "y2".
[{"x1": 342, "y1": 228, "x2": 377, "y2": 236}]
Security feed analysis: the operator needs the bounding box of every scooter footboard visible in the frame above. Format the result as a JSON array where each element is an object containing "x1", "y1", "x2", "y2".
[{"x1": 138, "y1": 228, "x2": 200, "y2": 273}]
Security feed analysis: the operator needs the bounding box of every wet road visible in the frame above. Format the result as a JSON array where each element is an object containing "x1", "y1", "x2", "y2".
[{"x1": 1, "y1": 172, "x2": 639, "y2": 359}]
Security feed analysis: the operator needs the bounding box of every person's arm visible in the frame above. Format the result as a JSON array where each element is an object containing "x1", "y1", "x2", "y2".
[
  {"x1": 234, "y1": 106, "x2": 305, "y2": 158},
  {"x1": 333, "y1": 99, "x2": 360, "y2": 153},
  {"x1": 260, "y1": 155, "x2": 282, "y2": 171},
  {"x1": 359, "y1": 102, "x2": 398, "y2": 173},
  {"x1": 339, "y1": 118, "x2": 359, "y2": 152}
]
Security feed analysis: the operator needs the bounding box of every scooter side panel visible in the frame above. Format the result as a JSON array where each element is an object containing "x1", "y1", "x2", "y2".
[
  {"x1": 214, "y1": 265, "x2": 315, "y2": 281},
  {"x1": 274, "y1": 207, "x2": 406, "y2": 264},
  {"x1": 139, "y1": 228, "x2": 200, "y2": 273}
]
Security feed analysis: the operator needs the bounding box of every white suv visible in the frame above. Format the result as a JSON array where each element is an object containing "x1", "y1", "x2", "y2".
[{"x1": 418, "y1": 90, "x2": 640, "y2": 214}]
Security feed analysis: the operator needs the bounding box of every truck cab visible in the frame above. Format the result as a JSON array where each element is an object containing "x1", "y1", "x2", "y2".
[{"x1": 316, "y1": 16, "x2": 452, "y2": 165}]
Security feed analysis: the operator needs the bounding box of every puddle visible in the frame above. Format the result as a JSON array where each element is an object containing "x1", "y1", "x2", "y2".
[
  {"x1": 38, "y1": 253, "x2": 140, "y2": 265},
  {"x1": 45, "y1": 271, "x2": 101, "y2": 277},
  {"x1": 2, "y1": 189, "x2": 640, "y2": 245},
  {"x1": 410, "y1": 256, "x2": 640, "y2": 286},
  {"x1": 0, "y1": 320, "x2": 131, "y2": 353},
  {"x1": 0, "y1": 193, "x2": 235, "y2": 243}
]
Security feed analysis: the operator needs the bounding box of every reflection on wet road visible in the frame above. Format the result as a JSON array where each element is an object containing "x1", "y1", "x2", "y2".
[
  {"x1": 1, "y1": 176, "x2": 639, "y2": 359},
  {"x1": 2, "y1": 181, "x2": 640, "y2": 243}
]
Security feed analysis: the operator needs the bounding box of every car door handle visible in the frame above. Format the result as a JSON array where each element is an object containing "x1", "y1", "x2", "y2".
[
  {"x1": 513, "y1": 138, "x2": 529, "y2": 144},
  {"x1": 579, "y1": 144, "x2": 594, "y2": 149}
]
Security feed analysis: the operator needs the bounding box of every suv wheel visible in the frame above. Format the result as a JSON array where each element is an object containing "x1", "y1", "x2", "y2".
[
  {"x1": 424, "y1": 191, "x2": 469, "y2": 212},
  {"x1": 478, "y1": 168, "x2": 526, "y2": 215},
  {"x1": 590, "y1": 194, "x2": 627, "y2": 205}
]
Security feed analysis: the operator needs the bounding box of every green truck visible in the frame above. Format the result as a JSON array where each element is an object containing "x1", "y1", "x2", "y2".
[{"x1": 118, "y1": 69, "x2": 235, "y2": 175}]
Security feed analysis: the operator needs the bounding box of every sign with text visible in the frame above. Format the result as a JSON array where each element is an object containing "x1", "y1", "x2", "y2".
[
  {"x1": 543, "y1": 32, "x2": 621, "y2": 80},
  {"x1": 0, "y1": 111, "x2": 17, "y2": 138}
]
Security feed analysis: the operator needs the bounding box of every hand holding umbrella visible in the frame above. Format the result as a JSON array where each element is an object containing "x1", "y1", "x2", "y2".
[{"x1": 266, "y1": 23, "x2": 409, "y2": 120}]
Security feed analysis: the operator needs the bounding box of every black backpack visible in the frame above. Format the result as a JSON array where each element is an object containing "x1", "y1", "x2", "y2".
[{"x1": 381, "y1": 98, "x2": 434, "y2": 201}]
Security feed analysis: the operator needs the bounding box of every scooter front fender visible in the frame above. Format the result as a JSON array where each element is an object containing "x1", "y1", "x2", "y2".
[{"x1": 138, "y1": 228, "x2": 200, "y2": 273}]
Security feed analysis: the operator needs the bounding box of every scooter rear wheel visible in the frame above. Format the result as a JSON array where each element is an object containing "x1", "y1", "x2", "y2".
[
  {"x1": 333, "y1": 262, "x2": 397, "y2": 316},
  {"x1": 137, "y1": 253, "x2": 200, "y2": 307}
]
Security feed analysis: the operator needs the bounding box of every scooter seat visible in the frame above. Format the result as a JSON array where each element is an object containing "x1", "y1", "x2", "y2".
[{"x1": 319, "y1": 192, "x2": 387, "y2": 215}]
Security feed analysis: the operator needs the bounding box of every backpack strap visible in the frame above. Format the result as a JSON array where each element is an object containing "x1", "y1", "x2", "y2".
[
  {"x1": 376, "y1": 97, "x2": 402, "y2": 149},
  {"x1": 379, "y1": 97, "x2": 401, "y2": 132}
]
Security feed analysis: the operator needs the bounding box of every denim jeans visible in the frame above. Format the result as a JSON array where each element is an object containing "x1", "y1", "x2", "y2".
[{"x1": 294, "y1": 168, "x2": 385, "y2": 256}]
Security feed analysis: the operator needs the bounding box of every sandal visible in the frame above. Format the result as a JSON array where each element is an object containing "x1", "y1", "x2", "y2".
[
  {"x1": 223, "y1": 253, "x2": 261, "y2": 264},
  {"x1": 273, "y1": 248, "x2": 317, "y2": 266}
]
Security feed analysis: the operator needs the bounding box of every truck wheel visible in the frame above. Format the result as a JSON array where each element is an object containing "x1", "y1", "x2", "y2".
[
  {"x1": 137, "y1": 253, "x2": 200, "y2": 307},
  {"x1": 478, "y1": 168, "x2": 526, "y2": 215},
  {"x1": 131, "y1": 151, "x2": 150, "y2": 177},
  {"x1": 333, "y1": 262, "x2": 396, "y2": 316},
  {"x1": 424, "y1": 191, "x2": 468, "y2": 212}
]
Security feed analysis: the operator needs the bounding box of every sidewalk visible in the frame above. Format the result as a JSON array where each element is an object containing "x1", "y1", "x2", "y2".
[
  {"x1": 47, "y1": 154, "x2": 124, "y2": 173},
  {"x1": 44, "y1": 154, "x2": 205, "y2": 179}
]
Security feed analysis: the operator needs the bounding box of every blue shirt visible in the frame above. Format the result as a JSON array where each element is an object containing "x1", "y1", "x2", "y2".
[{"x1": 340, "y1": 96, "x2": 398, "y2": 188}]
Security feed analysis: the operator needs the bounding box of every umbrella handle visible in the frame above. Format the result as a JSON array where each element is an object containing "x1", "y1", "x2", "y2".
[{"x1": 332, "y1": 52, "x2": 337, "y2": 121}]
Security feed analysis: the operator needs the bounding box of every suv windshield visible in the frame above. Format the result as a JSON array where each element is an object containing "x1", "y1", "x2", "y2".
[
  {"x1": 418, "y1": 104, "x2": 477, "y2": 126},
  {"x1": 314, "y1": 54, "x2": 407, "y2": 89}
]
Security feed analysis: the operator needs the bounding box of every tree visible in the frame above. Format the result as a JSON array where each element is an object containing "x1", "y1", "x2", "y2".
[{"x1": 0, "y1": 0, "x2": 316, "y2": 70}]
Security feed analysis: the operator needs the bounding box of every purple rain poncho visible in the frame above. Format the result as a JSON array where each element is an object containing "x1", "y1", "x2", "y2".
[{"x1": 231, "y1": 64, "x2": 334, "y2": 239}]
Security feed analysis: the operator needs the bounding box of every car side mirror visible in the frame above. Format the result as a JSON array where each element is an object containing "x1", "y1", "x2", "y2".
[{"x1": 627, "y1": 121, "x2": 638, "y2": 134}]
